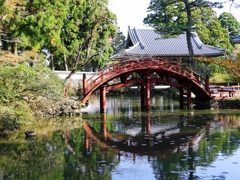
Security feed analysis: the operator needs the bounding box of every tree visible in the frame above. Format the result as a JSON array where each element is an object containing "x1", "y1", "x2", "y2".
[
  {"x1": 0, "y1": 0, "x2": 117, "y2": 70},
  {"x1": 0, "y1": 0, "x2": 7, "y2": 47},
  {"x1": 218, "y1": 12, "x2": 240, "y2": 36},
  {"x1": 190, "y1": 6, "x2": 232, "y2": 49},
  {"x1": 143, "y1": 0, "x2": 225, "y2": 69},
  {"x1": 111, "y1": 28, "x2": 126, "y2": 54},
  {"x1": 228, "y1": 0, "x2": 240, "y2": 8},
  {"x1": 58, "y1": 0, "x2": 117, "y2": 94},
  {"x1": 0, "y1": 64, "x2": 64, "y2": 131},
  {"x1": 0, "y1": 0, "x2": 117, "y2": 97},
  {"x1": 61, "y1": 0, "x2": 117, "y2": 72}
]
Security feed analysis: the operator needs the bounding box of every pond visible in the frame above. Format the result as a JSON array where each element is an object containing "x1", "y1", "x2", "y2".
[{"x1": 1, "y1": 94, "x2": 240, "y2": 180}]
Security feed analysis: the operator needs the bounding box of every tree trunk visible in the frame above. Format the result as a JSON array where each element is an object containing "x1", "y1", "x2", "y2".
[
  {"x1": 184, "y1": 0, "x2": 195, "y2": 69},
  {"x1": 11, "y1": 42, "x2": 18, "y2": 55},
  {"x1": 2, "y1": 40, "x2": 8, "y2": 50},
  {"x1": 63, "y1": 69, "x2": 77, "y2": 99},
  {"x1": 63, "y1": 52, "x2": 68, "y2": 71},
  {"x1": 50, "y1": 54, "x2": 55, "y2": 70},
  {"x1": 63, "y1": 54, "x2": 97, "y2": 99}
]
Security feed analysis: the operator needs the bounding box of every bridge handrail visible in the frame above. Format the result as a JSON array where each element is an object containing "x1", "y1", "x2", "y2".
[{"x1": 85, "y1": 58, "x2": 206, "y2": 93}]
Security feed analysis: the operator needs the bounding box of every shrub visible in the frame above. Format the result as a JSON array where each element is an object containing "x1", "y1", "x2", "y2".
[
  {"x1": 0, "y1": 64, "x2": 64, "y2": 132},
  {"x1": 210, "y1": 72, "x2": 236, "y2": 83}
]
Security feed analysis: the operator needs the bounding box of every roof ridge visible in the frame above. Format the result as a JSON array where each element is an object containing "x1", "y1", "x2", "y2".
[
  {"x1": 201, "y1": 43, "x2": 225, "y2": 51},
  {"x1": 114, "y1": 27, "x2": 225, "y2": 59},
  {"x1": 125, "y1": 42, "x2": 140, "y2": 53},
  {"x1": 133, "y1": 28, "x2": 145, "y2": 49},
  {"x1": 191, "y1": 32, "x2": 202, "y2": 49}
]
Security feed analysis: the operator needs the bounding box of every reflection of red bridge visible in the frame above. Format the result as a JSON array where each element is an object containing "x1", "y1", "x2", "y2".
[
  {"x1": 81, "y1": 58, "x2": 239, "y2": 112},
  {"x1": 82, "y1": 113, "x2": 207, "y2": 158}
]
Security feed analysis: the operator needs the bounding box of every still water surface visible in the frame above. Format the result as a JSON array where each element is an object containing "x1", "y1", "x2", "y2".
[{"x1": 1, "y1": 94, "x2": 240, "y2": 180}]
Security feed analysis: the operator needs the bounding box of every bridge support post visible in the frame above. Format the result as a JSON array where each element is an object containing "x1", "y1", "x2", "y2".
[
  {"x1": 84, "y1": 131, "x2": 89, "y2": 151},
  {"x1": 100, "y1": 86, "x2": 106, "y2": 113},
  {"x1": 141, "y1": 85, "x2": 145, "y2": 111},
  {"x1": 180, "y1": 86, "x2": 192, "y2": 109},
  {"x1": 147, "y1": 113, "x2": 151, "y2": 137},
  {"x1": 141, "y1": 77, "x2": 151, "y2": 111},
  {"x1": 145, "y1": 77, "x2": 151, "y2": 111},
  {"x1": 101, "y1": 113, "x2": 107, "y2": 141},
  {"x1": 83, "y1": 73, "x2": 87, "y2": 96},
  {"x1": 187, "y1": 86, "x2": 192, "y2": 109},
  {"x1": 179, "y1": 88, "x2": 184, "y2": 109},
  {"x1": 205, "y1": 74, "x2": 210, "y2": 93}
]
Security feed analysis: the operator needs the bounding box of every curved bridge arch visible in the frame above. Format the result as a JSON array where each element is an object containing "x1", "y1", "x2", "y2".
[{"x1": 82, "y1": 58, "x2": 211, "y2": 108}]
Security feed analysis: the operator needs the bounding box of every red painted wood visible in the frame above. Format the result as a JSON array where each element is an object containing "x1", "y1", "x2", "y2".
[
  {"x1": 187, "y1": 86, "x2": 192, "y2": 109},
  {"x1": 179, "y1": 88, "x2": 184, "y2": 109},
  {"x1": 141, "y1": 85, "x2": 145, "y2": 111},
  {"x1": 83, "y1": 73, "x2": 87, "y2": 96},
  {"x1": 81, "y1": 58, "x2": 211, "y2": 105},
  {"x1": 100, "y1": 86, "x2": 106, "y2": 113},
  {"x1": 145, "y1": 77, "x2": 151, "y2": 111}
]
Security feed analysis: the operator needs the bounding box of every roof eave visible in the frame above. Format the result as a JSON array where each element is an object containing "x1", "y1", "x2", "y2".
[{"x1": 114, "y1": 53, "x2": 225, "y2": 59}]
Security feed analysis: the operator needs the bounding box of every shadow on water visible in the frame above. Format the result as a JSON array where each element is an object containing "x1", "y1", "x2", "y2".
[{"x1": 1, "y1": 95, "x2": 240, "y2": 179}]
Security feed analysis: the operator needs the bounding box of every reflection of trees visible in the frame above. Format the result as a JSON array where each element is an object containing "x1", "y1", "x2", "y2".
[
  {"x1": 0, "y1": 132, "x2": 65, "y2": 179},
  {"x1": 84, "y1": 113, "x2": 208, "y2": 179},
  {"x1": 200, "y1": 114, "x2": 240, "y2": 160},
  {"x1": 2, "y1": 113, "x2": 240, "y2": 179},
  {"x1": 0, "y1": 127, "x2": 119, "y2": 180},
  {"x1": 150, "y1": 113, "x2": 240, "y2": 179},
  {"x1": 63, "y1": 128, "x2": 119, "y2": 180},
  {"x1": 86, "y1": 112, "x2": 240, "y2": 179}
]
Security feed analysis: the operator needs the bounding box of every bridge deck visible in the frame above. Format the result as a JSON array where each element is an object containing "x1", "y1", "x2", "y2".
[{"x1": 55, "y1": 70, "x2": 240, "y2": 101}]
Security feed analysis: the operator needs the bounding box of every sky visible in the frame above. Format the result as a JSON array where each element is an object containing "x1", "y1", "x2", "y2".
[{"x1": 108, "y1": 0, "x2": 240, "y2": 37}]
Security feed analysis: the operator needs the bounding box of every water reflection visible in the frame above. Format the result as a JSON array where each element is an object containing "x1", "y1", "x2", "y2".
[
  {"x1": 83, "y1": 111, "x2": 240, "y2": 179},
  {"x1": 1, "y1": 95, "x2": 240, "y2": 179},
  {"x1": 84, "y1": 113, "x2": 208, "y2": 156}
]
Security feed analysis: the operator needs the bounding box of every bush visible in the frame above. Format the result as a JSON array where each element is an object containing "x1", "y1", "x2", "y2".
[
  {"x1": 210, "y1": 72, "x2": 236, "y2": 83},
  {"x1": 0, "y1": 103, "x2": 35, "y2": 132},
  {"x1": 0, "y1": 106, "x2": 18, "y2": 132},
  {"x1": 0, "y1": 64, "x2": 64, "y2": 132}
]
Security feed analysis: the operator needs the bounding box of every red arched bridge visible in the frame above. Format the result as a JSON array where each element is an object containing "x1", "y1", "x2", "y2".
[{"x1": 81, "y1": 58, "x2": 216, "y2": 112}]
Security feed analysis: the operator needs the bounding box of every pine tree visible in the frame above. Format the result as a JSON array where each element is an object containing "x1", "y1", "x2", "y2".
[
  {"x1": 219, "y1": 12, "x2": 240, "y2": 36},
  {"x1": 143, "y1": 0, "x2": 229, "y2": 68}
]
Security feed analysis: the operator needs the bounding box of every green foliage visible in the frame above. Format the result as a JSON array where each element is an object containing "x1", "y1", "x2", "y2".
[
  {"x1": 0, "y1": 103, "x2": 35, "y2": 132},
  {"x1": 194, "y1": 8, "x2": 232, "y2": 50},
  {"x1": 1, "y1": 0, "x2": 117, "y2": 71},
  {"x1": 0, "y1": 64, "x2": 63, "y2": 105},
  {"x1": 0, "y1": 64, "x2": 63, "y2": 132},
  {"x1": 218, "y1": 12, "x2": 240, "y2": 36},
  {"x1": 144, "y1": 0, "x2": 233, "y2": 50},
  {"x1": 0, "y1": 106, "x2": 18, "y2": 132},
  {"x1": 111, "y1": 31, "x2": 126, "y2": 54},
  {"x1": 210, "y1": 72, "x2": 236, "y2": 83}
]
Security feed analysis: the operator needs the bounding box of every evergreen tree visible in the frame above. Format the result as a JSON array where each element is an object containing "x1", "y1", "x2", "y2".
[
  {"x1": 0, "y1": 0, "x2": 117, "y2": 96},
  {"x1": 143, "y1": 0, "x2": 227, "y2": 68},
  {"x1": 193, "y1": 8, "x2": 232, "y2": 49},
  {"x1": 218, "y1": 12, "x2": 240, "y2": 36},
  {"x1": 111, "y1": 27, "x2": 126, "y2": 54},
  {"x1": 0, "y1": 0, "x2": 117, "y2": 71}
]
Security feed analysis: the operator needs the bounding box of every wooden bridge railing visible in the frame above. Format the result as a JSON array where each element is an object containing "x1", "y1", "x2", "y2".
[
  {"x1": 84, "y1": 59, "x2": 208, "y2": 95},
  {"x1": 210, "y1": 85, "x2": 240, "y2": 99}
]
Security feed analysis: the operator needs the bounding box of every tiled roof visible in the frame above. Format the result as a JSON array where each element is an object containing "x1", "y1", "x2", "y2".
[
  {"x1": 230, "y1": 36, "x2": 240, "y2": 43},
  {"x1": 112, "y1": 27, "x2": 225, "y2": 59}
]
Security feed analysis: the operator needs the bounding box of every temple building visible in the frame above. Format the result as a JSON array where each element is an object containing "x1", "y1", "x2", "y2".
[
  {"x1": 230, "y1": 35, "x2": 240, "y2": 44},
  {"x1": 112, "y1": 26, "x2": 225, "y2": 62}
]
